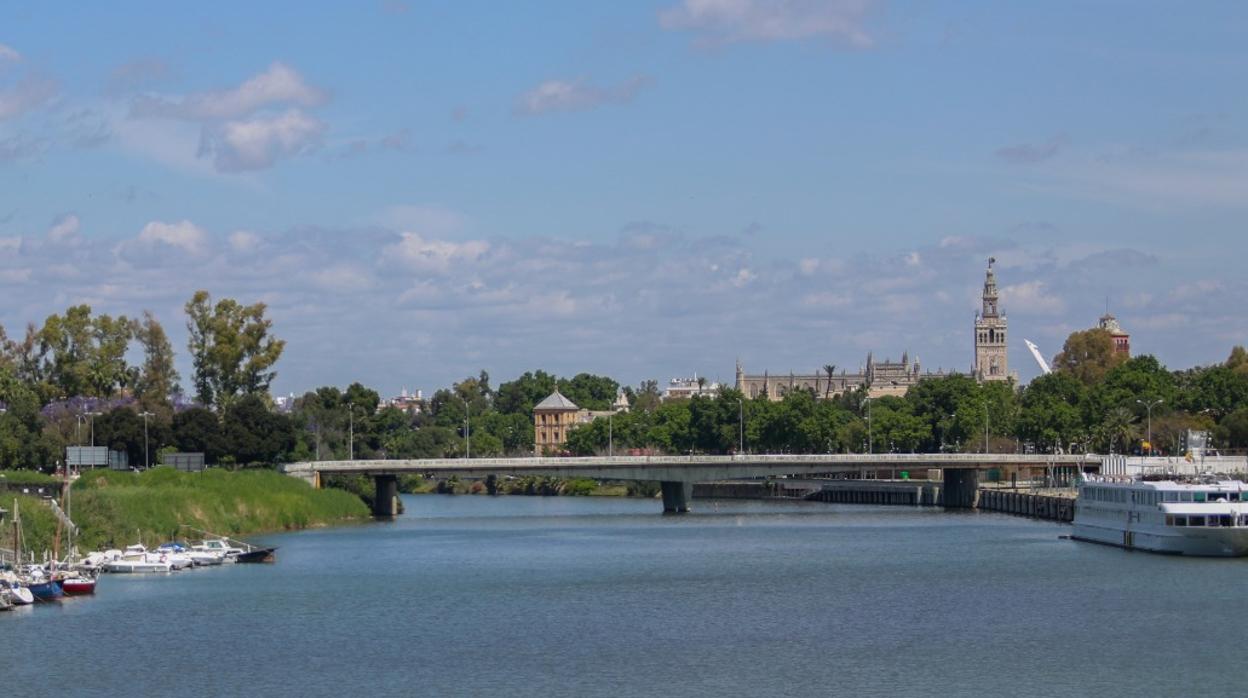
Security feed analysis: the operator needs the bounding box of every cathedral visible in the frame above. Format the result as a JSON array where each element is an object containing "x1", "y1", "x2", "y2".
[{"x1": 735, "y1": 260, "x2": 1011, "y2": 400}]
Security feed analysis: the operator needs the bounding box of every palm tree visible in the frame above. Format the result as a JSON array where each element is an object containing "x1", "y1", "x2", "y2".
[
  {"x1": 1099, "y1": 407, "x2": 1138, "y2": 454},
  {"x1": 823, "y1": 365, "x2": 836, "y2": 400}
]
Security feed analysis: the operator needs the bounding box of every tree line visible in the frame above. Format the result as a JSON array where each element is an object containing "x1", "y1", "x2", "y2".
[{"x1": 3, "y1": 302, "x2": 1248, "y2": 471}]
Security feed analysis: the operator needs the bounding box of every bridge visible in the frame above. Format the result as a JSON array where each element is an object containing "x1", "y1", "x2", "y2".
[{"x1": 282, "y1": 453, "x2": 1103, "y2": 517}]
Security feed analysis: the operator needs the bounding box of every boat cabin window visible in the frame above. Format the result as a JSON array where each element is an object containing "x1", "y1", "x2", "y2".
[
  {"x1": 1220, "y1": 515, "x2": 1234, "y2": 527},
  {"x1": 1180, "y1": 492, "x2": 1193, "y2": 502},
  {"x1": 1188, "y1": 516, "x2": 1206, "y2": 527},
  {"x1": 1173, "y1": 516, "x2": 1187, "y2": 527},
  {"x1": 1208, "y1": 492, "x2": 1228, "y2": 502},
  {"x1": 1194, "y1": 492, "x2": 1208, "y2": 503}
]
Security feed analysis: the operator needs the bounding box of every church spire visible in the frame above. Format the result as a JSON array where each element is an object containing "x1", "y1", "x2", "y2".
[{"x1": 981, "y1": 257, "x2": 1000, "y2": 318}]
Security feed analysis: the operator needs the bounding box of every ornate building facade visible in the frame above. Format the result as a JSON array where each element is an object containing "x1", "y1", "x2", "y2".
[
  {"x1": 734, "y1": 260, "x2": 1013, "y2": 401},
  {"x1": 735, "y1": 352, "x2": 937, "y2": 400},
  {"x1": 973, "y1": 258, "x2": 1011, "y2": 382}
]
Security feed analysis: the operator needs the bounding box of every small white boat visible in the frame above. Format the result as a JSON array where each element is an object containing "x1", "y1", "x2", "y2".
[
  {"x1": 0, "y1": 576, "x2": 35, "y2": 605},
  {"x1": 103, "y1": 544, "x2": 174, "y2": 574},
  {"x1": 194, "y1": 539, "x2": 245, "y2": 563},
  {"x1": 158, "y1": 542, "x2": 222, "y2": 567}
]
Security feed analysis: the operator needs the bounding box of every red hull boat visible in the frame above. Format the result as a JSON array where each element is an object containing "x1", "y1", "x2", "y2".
[{"x1": 61, "y1": 578, "x2": 97, "y2": 595}]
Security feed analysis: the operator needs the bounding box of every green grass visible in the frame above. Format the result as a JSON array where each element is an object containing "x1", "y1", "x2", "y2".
[
  {"x1": 7, "y1": 467, "x2": 369, "y2": 555},
  {"x1": 0, "y1": 470, "x2": 60, "y2": 488}
]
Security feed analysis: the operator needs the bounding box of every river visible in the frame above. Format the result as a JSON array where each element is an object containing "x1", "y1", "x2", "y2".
[{"x1": 3, "y1": 494, "x2": 1246, "y2": 697}]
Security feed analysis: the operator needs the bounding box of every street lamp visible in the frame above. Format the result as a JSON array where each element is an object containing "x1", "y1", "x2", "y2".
[
  {"x1": 347, "y1": 404, "x2": 363, "y2": 461},
  {"x1": 862, "y1": 396, "x2": 873, "y2": 455},
  {"x1": 139, "y1": 411, "x2": 153, "y2": 469},
  {"x1": 457, "y1": 395, "x2": 470, "y2": 459},
  {"x1": 738, "y1": 397, "x2": 745, "y2": 454},
  {"x1": 1137, "y1": 399, "x2": 1164, "y2": 457},
  {"x1": 87, "y1": 411, "x2": 102, "y2": 446},
  {"x1": 76, "y1": 414, "x2": 86, "y2": 446}
]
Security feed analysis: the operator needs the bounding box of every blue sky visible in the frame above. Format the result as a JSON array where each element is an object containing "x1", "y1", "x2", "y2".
[{"x1": 2, "y1": 1, "x2": 1246, "y2": 397}]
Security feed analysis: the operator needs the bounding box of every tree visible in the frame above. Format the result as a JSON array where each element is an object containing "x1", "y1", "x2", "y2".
[
  {"x1": 185, "y1": 290, "x2": 285, "y2": 410},
  {"x1": 494, "y1": 370, "x2": 558, "y2": 416},
  {"x1": 36, "y1": 305, "x2": 134, "y2": 400},
  {"x1": 1228, "y1": 346, "x2": 1248, "y2": 376},
  {"x1": 0, "y1": 365, "x2": 57, "y2": 469},
  {"x1": 1053, "y1": 328, "x2": 1125, "y2": 385},
  {"x1": 557, "y1": 373, "x2": 619, "y2": 411},
  {"x1": 1218, "y1": 408, "x2": 1248, "y2": 449},
  {"x1": 1016, "y1": 372, "x2": 1086, "y2": 453},
  {"x1": 823, "y1": 365, "x2": 836, "y2": 399},
  {"x1": 133, "y1": 311, "x2": 181, "y2": 409},
  {"x1": 630, "y1": 380, "x2": 662, "y2": 413},
  {"x1": 220, "y1": 394, "x2": 296, "y2": 466},
  {"x1": 173, "y1": 407, "x2": 224, "y2": 463},
  {"x1": 93, "y1": 407, "x2": 171, "y2": 468}
]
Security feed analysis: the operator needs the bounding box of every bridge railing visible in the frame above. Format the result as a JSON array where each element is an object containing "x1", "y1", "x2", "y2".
[{"x1": 285, "y1": 452, "x2": 1102, "y2": 473}]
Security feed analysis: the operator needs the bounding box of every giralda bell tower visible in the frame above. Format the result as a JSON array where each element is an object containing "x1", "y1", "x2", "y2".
[{"x1": 974, "y1": 258, "x2": 1009, "y2": 381}]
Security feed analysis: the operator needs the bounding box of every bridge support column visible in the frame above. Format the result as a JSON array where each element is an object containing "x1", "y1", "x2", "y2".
[
  {"x1": 373, "y1": 475, "x2": 398, "y2": 518},
  {"x1": 942, "y1": 468, "x2": 979, "y2": 509},
  {"x1": 660, "y1": 481, "x2": 692, "y2": 514}
]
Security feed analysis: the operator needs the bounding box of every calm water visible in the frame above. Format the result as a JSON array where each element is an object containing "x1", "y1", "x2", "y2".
[{"x1": 4, "y1": 495, "x2": 1247, "y2": 697}]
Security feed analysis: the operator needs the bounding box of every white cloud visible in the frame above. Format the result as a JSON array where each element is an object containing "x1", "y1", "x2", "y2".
[
  {"x1": 131, "y1": 62, "x2": 326, "y2": 121},
  {"x1": 516, "y1": 76, "x2": 649, "y2": 115},
  {"x1": 384, "y1": 232, "x2": 490, "y2": 273},
  {"x1": 659, "y1": 0, "x2": 876, "y2": 47},
  {"x1": 0, "y1": 43, "x2": 19, "y2": 62},
  {"x1": 228, "y1": 230, "x2": 260, "y2": 253},
  {"x1": 46, "y1": 214, "x2": 80, "y2": 242},
  {"x1": 136, "y1": 220, "x2": 209, "y2": 255},
  {"x1": 201, "y1": 109, "x2": 325, "y2": 172},
  {"x1": 1001, "y1": 280, "x2": 1065, "y2": 315}
]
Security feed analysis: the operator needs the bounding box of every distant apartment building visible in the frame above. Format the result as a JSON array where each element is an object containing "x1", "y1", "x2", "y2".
[
  {"x1": 662, "y1": 376, "x2": 721, "y2": 401},
  {"x1": 386, "y1": 388, "x2": 424, "y2": 415}
]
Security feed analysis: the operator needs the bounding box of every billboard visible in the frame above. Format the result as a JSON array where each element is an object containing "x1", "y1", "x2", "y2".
[{"x1": 66, "y1": 446, "x2": 109, "y2": 467}]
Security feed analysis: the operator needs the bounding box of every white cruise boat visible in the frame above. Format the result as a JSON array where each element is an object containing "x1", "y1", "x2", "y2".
[{"x1": 1073, "y1": 476, "x2": 1248, "y2": 557}]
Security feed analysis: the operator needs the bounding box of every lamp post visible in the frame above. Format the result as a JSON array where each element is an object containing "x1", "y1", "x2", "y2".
[
  {"x1": 983, "y1": 403, "x2": 990, "y2": 454},
  {"x1": 139, "y1": 411, "x2": 153, "y2": 469},
  {"x1": 608, "y1": 412, "x2": 613, "y2": 458},
  {"x1": 457, "y1": 395, "x2": 470, "y2": 459},
  {"x1": 1137, "y1": 399, "x2": 1164, "y2": 457},
  {"x1": 862, "y1": 396, "x2": 873, "y2": 454},
  {"x1": 348, "y1": 405, "x2": 357, "y2": 461},
  {"x1": 738, "y1": 397, "x2": 745, "y2": 454},
  {"x1": 87, "y1": 410, "x2": 101, "y2": 446},
  {"x1": 76, "y1": 414, "x2": 86, "y2": 446}
]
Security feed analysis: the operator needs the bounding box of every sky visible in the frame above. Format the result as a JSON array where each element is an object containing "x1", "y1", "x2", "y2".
[{"x1": 2, "y1": 1, "x2": 1246, "y2": 398}]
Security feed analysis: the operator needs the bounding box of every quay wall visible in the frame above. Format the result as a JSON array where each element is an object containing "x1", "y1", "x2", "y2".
[{"x1": 693, "y1": 479, "x2": 1075, "y2": 523}]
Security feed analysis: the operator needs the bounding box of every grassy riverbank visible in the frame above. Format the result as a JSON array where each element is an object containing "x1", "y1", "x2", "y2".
[{"x1": 7, "y1": 467, "x2": 369, "y2": 556}]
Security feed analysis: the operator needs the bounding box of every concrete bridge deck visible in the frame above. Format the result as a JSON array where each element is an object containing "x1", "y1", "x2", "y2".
[{"x1": 283, "y1": 453, "x2": 1101, "y2": 517}]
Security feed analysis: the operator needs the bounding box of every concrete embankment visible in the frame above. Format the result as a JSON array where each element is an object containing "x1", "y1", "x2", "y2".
[
  {"x1": 976, "y1": 488, "x2": 1075, "y2": 522},
  {"x1": 694, "y1": 479, "x2": 1076, "y2": 523}
]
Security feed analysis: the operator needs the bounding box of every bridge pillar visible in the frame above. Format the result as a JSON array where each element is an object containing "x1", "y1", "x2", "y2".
[
  {"x1": 373, "y1": 475, "x2": 399, "y2": 518},
  {"x1": 660, "y1": 481, "x2": 692, "y2": 514},
  {"x1": 942, "y1": 468, "x2": 979, "y2": 509}
]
